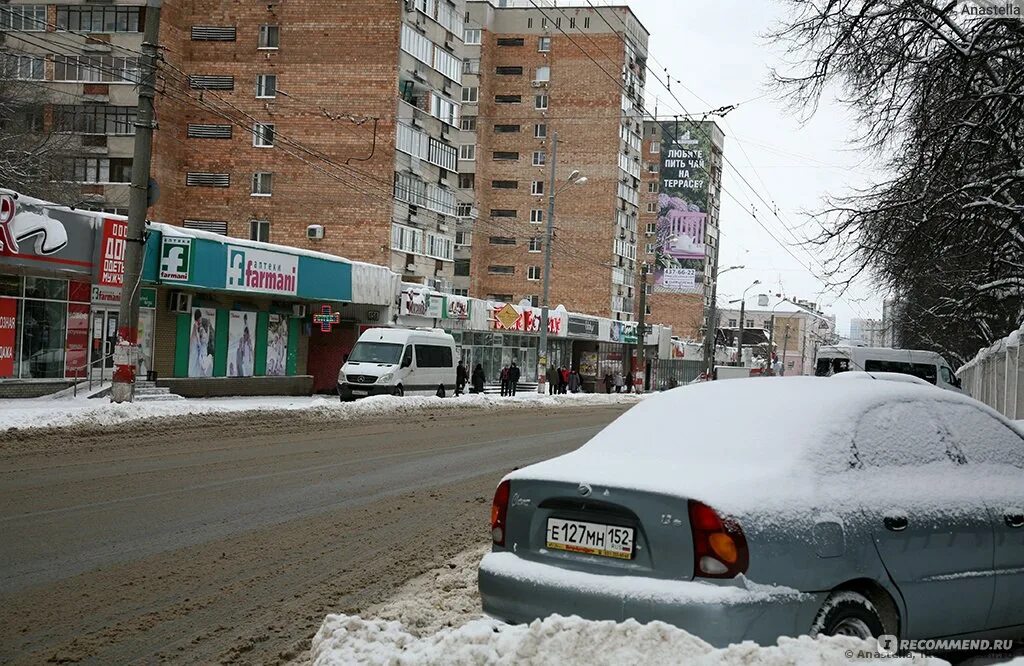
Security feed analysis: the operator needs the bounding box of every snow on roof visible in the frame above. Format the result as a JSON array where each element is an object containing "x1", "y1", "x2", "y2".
[{"x1": 505, "y1": 377, "x2": 987, "y2": 515}]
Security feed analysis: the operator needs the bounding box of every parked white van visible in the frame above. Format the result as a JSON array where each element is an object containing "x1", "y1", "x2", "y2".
[
  {"x1": 338, "y1": 327, "x2": 457, "y2": 400},
  {"x1": 814, "y1": 345, "x2": 964, "y2": 392}
]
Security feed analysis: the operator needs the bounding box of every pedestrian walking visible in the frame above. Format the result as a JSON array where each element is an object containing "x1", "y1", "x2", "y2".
[
  {"x1": 614, "y1": 371, "x2": 623, "y2": 393},
  {"x1": 546, "y1": 365, "x2": 559, "y2": 395},
  {"x1": 456, "y1": 360, "x2": 467, "y2": 396},
  {"x1": 568, "y1": 368, "x2": 581, "y2": 393},
  {"x1": 508, "y1": 361, "x2": 521, "y2": 396},
  {"x1": 604, "y1": 372, "x2": 613, "y2": 394},
  {"x1": 559, "y1": 366, "x2": 569, "y2": 394},
  {"x1": 499, "y1": 365, "x2": 509, "y2": 396},
  {"x1": 472, "y1": 363, "x2": 485, "y2": 394}
]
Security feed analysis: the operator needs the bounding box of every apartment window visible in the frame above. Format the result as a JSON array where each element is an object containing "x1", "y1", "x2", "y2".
[
  {"x1": 463, "y1": 28, "x2": 481, "y2": 45},
  {"x1": 3, "y1": 55, "x2": 44, "y2": 80},
  {"x1": 457, "y1": 203, "x2": 473, "y2": 217},
  {"x1": 496, "y1": 37, "x2": 524, "y2": 47},
  {"x1": 728, "y1": 319, "x2": 737, "y2": 327},
  {"x1": 527, "y1": 266, "x2": 542, "y2": 280},
  {"x1": 53, "y1": 55, "x2": 140, "y2": 83},
  {"x1": 1, "y1": 5, "x2": 46, "y2": 31},
  {"x1": 496, "y1": 66, "x2": 524, "y2": 76},
  {"x1": 463, "y1": 58, "x2": 480, "y2": 74},
  {"x1": 62, "y1": 157, "x2": 132, "y2": 183},
  {"x1": 454, "y1": 259, "x2": 471, "y2": 276},
  {"x1": 455, "y1": 231, "x2": 471, "y2": 246},
  {"x1": 541, "y1": 17, "x2": 548, "y2": 29},
  {"x1": 459, "y1": 144, "x2": 475, "y2": 161},
  {"x1": 534, "y1": 123, "x2": 547, "y2": 139},
  {"x1": 647, "y1": 162, "x2": 658, "y2": 173},
  {"x1": 534, "y1": 94, "x2": 548, "y2": 110},
  {"x1": 746, "y1": 319, "x2": 754, "y2": 328},
  {"x1": 259, "y1": 24, "x2": 280, "y2": 49},
  {"x1": 494, "y1": 124, "x2": 521, "y2": 133},
  {"x1": 527, "y1": 17, "x2": 533, "y2": 29},
  {"x1": 532, "y1": 151, "x2": 545, "y2": 166},
  {"x1": 645, "y1": 243, "x2": 654, "y2": 254},
  {"x1": 528, "y1": 237, "x2": 542, "y2": 253},
  {"x1": 489, "y1": 236, "x2": 516, "y2": 245},
  {"x1": 645, "y1": 304, "x2": 652, "y2": 316},
  {"x1": 533, "y1": 66, "x2": 550, "y2": 83},
  {"x1": 650, "y1": 140, "x2": 660, "y2": 153},
  {"x1": 645, "y1": 222, "x2": 656, "y2": 234},
  {"x1": 530, "y1": 209, "x2": 544, "y2": 224},
  {"x1": 255, "y1": 74, "x2": 277, "y2": 99},
  {"x1": 460, "y1": 116, "x2": 477, "y2": 131},
  {"x1": 55, "y1": 6, "x2": 141, "y2": 33},
  {"x1": 430, "y1": 93, "x2": 460, "y2": 126},
  {"x1": 529, "y1": 294, "x2": 540, "y2": 307},
  {"x1": 492, "y1": 180, "x2": 518, "y2": 189},
  {"x1": 250, "y1": 219, "x2": 271, "y2": 242},
  {"x1": 252, "y1": 123, "x2": 275, "y2": 147},
  {"x1": 538, "y1": 36, "x2": 551, "y2": 52},
  {"x1": 531, "y1": 181, "x2": 544, "y2": 195},
  {"x1": 452, "y1": 288, "x2": 469, "y2": 297},
  {"x1": 495, "y1": 94, "x2": 522, "y2": 104},
  {"x1": 584, "y1": 17, "x2": 591, "y2": 28},
  {"x1": 570, "y1": 17, "x2": 576, "y2": 29},
  {"x1": 648, "y1": 182, "x2": 658, "y2": 193},
  {"x1": 488, "y1": 265, "x2": 515, "y2": 275},
  {"x1": 251, "y1": 172, "x2": 273, "y2": 196},
  {"x1": 458, "y1": 174, "x2": 475, "y2": 189},
  {"x1": 647, "y1": 202, "x2": 657, "y2": 213},
  {"x1": 492, "y1": 151, "x2": 519, "y2": 161},
  {"x1": 490, "y1": 209, "x2": 517, "y2": 218},
  {"x1": 461, "y1": 86, "x2": 478, "y2": 103}
]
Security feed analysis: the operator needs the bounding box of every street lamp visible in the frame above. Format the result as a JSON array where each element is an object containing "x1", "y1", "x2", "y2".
[
  {"x1": 729, "y1": 279, "x2": 761, "y2": 367},
  {"x1": 537, "y1": 131, "x2": 586, "y2": 394},
  {"x1": 702, "y1": 265, "x2": 745, "y2": 374}
]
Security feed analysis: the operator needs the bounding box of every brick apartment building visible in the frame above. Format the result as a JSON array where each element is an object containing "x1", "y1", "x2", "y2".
[
  {"x1": 3, "y1": 0, "x2": 469, "y2": 287},
  {"x1": 457, "y1": 1, "x2": 650, "y2": 320},
  {"x1": 639, "y1": 118, "x2": 724, "y2": 340}
]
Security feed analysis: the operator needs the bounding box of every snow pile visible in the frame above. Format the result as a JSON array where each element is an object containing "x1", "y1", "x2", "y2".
[
  {"x1": 309, "y1": 614, "x2": 947, "y2": 665},
  {"x1": 0, "y1": 391, "x2": 646, "y2": 436}
]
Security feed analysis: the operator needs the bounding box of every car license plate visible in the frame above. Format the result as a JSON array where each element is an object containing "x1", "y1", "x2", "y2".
[
  {"x1": 352, "y1": 389, "x2": 368, "y2": 395},
  {"x1": 546, "y1": 517, "x2": 634, "y2": 559}
]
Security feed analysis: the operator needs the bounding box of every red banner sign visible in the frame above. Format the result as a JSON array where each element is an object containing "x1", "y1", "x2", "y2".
[
  {"x1": 65, "y1": 303, "x2": 90, "y2": 379},
  {"x1": 98, "y1": 217, "x2": 128, "y2": 288},
  {"x1": 0, "y1": 297, "x2": 16, "y2": 378}
]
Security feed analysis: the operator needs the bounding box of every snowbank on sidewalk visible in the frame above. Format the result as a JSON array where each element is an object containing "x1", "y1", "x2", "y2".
[
  {"x1": 309, "y1": 614, "x2": 948, "y2": 665},
  {"x1": 0, "y1": 391, "x2": 646, "y2": 436}
]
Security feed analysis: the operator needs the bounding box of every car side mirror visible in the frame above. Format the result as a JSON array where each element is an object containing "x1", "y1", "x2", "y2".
[{"x1": 401, "y1": 355, "x2": 412, "y2": 369}]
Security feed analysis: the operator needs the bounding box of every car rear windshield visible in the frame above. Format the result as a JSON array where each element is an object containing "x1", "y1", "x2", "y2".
[
  {"x1": 348, "y1": 342, "x2": 403, "y2": 364},
  {"x1": 863, "y1": 359, "x2": 937, "y2": 384}
]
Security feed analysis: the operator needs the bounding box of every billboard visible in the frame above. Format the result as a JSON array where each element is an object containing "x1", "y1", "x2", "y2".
[{"x1": 655, "y1": 122, "x2": 712, "y2": 293}]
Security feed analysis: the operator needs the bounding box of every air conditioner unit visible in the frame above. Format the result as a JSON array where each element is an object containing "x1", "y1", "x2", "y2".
[
  {"x1": 307, "y1": 224, "x2": 325, "y2": 240},
  {"x1": 438, "y1": 224, "x2": 449, "y2": 232},
  {"x1": 169, "y1": 291, "x2": 192, "y2": 314},
  {"x1": 404, "y1": 0, "x2": 415, "y2": 9},
  {"x1": 292, "y1": 304, "x2": 308, "y2": 318},
  {"x1": 531, "y1": 81, "x2": 545, "y2": 87},
  {"x1": 405, "y1": 263, "x2": 416, "y2": 272}
]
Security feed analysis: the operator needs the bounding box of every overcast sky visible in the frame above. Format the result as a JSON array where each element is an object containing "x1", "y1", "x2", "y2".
[{"x1": 619, "y1": 0, "x2": 886, "y2": 335}]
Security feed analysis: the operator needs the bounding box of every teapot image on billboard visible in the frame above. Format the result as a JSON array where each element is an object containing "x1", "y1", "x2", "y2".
[{"x1": 0, "y1": 193, "x2": 69, "y2": 256}]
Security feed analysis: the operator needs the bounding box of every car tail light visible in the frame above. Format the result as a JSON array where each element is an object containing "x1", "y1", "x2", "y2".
[
  {"x1": 491, "y1": 480, "x2": 511, "y2": 546},
  {"x1": 688, "y1": 499, "x2": 749, "y2": 579}
]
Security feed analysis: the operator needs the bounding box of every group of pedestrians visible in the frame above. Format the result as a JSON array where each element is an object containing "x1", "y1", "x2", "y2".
[
  {"x1": 603, "y1": 370, "x2": 626, "y2": 393},
  {"x1": 499, "y1": 361, "x2": 521, "y2": 396},
  {"x1": 455, "y1": 360, "x2": 486, "y2": 395},
  {"x1": 545, "y1": 365, "x2": 581, "y2": 394}
]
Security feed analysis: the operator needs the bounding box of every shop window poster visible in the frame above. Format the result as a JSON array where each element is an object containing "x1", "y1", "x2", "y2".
[
  {"x1": 266, "y1": 314, "x2": 288, "y2": 377},
  {"x1": 188, "y1": 307, "x2": 216, "y2": 378},
  {"x1": 228, "y1": 311, "x2": 256, "y2": 377}
]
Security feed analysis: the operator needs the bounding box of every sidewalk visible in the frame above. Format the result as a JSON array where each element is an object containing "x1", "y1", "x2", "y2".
[{"x1": 0, "y1": 391, "x2": 647, "y2": 435}]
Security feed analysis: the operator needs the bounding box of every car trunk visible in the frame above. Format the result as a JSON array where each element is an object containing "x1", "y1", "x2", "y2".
[{"x1": 505, "y1": 479, "x2": 695, "y2": 581}]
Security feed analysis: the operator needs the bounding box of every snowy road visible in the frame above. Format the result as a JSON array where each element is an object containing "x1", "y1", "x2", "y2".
[{"x1": 0, "y1": 403, "x2": 630, "y2": 664}]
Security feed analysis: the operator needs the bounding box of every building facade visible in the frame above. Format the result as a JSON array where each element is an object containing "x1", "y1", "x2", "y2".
[
  {"x1": 849, "y1": 317, "x2": 889, "y2": 347},
  {"x1": 715, "y1": 302, "x2": 836, "y2": 375},
  {"x1": 459, "y1": 1, "x2": 649, "y2": 320}
]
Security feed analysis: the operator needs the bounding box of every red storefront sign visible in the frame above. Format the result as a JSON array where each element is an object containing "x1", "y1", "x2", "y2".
[
  {"x1": 0, "y1": 297, "x2": 16, "y2": 378},
  {"x1": 98, "y1": 217, "x2": 128, "y2": 288},
  {"x1": 65, "y1": 302, "x2": 90, "y2": 379}
]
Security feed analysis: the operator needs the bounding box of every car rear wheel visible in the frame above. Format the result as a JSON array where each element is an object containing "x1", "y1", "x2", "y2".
[
  {"x1": 811, "y1": 591, "x2": 885, "y2": 640},
  {"x1": 392, "y1": 385, "x2": 404, "y2": 397}
]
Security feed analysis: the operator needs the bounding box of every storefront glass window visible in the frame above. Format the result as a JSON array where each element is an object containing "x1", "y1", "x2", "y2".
[
  {"x1": 0, "y1": 275, "x2": 20, "y2": 297},
  {"x1": 24, "y1": 277, "x2": 68, "y2": 301},
  {"x1": 19, "y1": 299, "x2": 67, "y2": 378}
]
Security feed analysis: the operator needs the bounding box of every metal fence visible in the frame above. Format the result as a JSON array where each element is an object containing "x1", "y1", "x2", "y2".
[
  {"x1": 654, "y1": 359, "x2": 703, "y2": 390},
  {"x1": 956, "y1": 326, "x2": 1023, "y2": 420}
]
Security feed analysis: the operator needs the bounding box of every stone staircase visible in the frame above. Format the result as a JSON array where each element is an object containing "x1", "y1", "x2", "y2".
[
  {"x1": 133, "y1": 380, "x2": 184, "y2": 402},
  {"x1": 480, "y1": 382, "x2": 540, "y2": 395}
]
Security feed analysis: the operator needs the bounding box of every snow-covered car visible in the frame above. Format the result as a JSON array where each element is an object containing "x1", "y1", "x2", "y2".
[
  {"x1": 479, "y1": 377, "x2": 1024, "y2": 647},
  {"x1": 830, "y1": 370, "x2": 934, "y2": 387}
]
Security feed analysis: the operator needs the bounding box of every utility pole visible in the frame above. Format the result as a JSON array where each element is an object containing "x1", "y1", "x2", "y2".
[
  {"x1": 781, "y1": 324, "x2": 791, "y2": 375},
  {"x1": 767, "y1": 313, "x2": 776, "y2": 374},
  {"x1": 800, "y1": 318, "x2": 808, "y2": 375},
  {"x1": 537, "y1": 131, "x2": 557, "y2": 394},
  {"x1": 736, "y1": 299, "x2": 745, "y2": 367},
  {"x1": 636, "y1": 262, "x2": 649, "y2": 391},
  {"x1": 702, "y1": 245, "x2": 721, "y2": 376},
  {"x1": 111, "y1": 0, "x2": 161, "y2": 404}
]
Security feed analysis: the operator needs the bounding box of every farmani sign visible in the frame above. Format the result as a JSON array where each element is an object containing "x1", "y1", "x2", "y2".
[{"x1": 226, "y1": 245, "x2": 298, "y2": 296}]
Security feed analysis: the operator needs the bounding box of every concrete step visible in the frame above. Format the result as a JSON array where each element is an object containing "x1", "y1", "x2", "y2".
[
  {"x1": 135, "y1": 392, "x2": 185, "y2": 402},
  {"x1": 481, "y1": 383, "x2": 540, "y2": 395}
]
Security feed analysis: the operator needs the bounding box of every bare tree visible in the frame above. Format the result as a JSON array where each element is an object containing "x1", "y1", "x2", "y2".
[
  {"x1": 770, "y1": 0, "x2": 1024, "y2": 365},
  {"x1": 0, "y1": 58, "x2": 80, "y2": 203}
]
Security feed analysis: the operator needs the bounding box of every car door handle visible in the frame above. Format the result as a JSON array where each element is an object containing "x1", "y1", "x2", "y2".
[
  {"x1": 884, "y1": 516, "x2": 908, "y2": 532},
  {"x1": 1005, "y1": 513, "x2": 1024, "y2": 529}
]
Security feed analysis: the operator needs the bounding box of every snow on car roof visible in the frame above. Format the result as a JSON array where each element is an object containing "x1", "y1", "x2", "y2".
[
  {"x1": 505, "y1": 377, "x2": 990, "y2": 515},
  {"x1": 830, "y1": 371, "x2": 934, "y2": 386}
]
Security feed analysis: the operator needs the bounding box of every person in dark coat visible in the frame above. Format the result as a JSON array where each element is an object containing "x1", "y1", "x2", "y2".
[
  {"x1": 604, "y1": 372, "x2": 613, "y2": 394},
  {"x1": 508, "y1": 361, "x2": 521, "y2": 396},
  {"x1": 472, "y1": 363, "x2": 485, "y2": 394},
  {"x1": 568, "y1": 368, "x2": 581, "y2": 393},
  {"x1": 456, "y1": 360, "x2": 467, "y2": 396},
  {"x1": 546, "y1": 365, "x2": 559, "y2": 395},
  {"x1": 499, "y1": 365, "x2": 509, "y2": 396}
]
